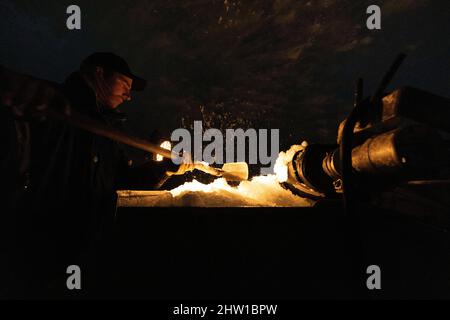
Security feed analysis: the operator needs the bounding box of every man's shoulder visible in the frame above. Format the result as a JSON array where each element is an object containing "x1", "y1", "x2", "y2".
[{"x1": 61, "y1": 71, "x2": 98, "y2": 113}]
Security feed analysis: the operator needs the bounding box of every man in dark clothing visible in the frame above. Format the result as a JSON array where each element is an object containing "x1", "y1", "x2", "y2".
[{"x1": 0, "y1": 53, "x2": 191, "y2": 297}]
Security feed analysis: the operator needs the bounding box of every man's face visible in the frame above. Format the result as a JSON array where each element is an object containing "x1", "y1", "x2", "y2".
[{"x1": 104, "y1": 72, "x2": 133, "y2": 109}]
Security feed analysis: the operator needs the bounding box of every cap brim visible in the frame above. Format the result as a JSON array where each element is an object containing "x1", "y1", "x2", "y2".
[{"x1": 130, "y1": 74, "x2": 147, "y2": 91}]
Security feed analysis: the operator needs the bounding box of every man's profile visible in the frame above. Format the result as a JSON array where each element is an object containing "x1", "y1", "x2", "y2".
[{"x1": 0, "y1": 52, "x2": 192, "y2": 297}]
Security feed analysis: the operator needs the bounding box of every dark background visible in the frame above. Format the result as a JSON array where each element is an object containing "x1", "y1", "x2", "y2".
[
  {"x1": 1, "y1": 0, "x2": 448, "y2": 150},
  {"x1": 1, "y1": 0, "x2": 450, "y2": 300}
]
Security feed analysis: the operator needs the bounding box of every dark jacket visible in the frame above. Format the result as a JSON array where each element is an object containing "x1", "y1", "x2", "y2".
[{"x1": 0, "y1": 71, "x2": 171, "y2": 296}]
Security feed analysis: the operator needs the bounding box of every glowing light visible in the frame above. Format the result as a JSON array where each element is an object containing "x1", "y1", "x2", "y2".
[
  {"x1": 157, "y1": 141, "x2": 172, "y2": 161},
  {"x1": 273, "y1": 143, "x2": 305, "y2": 182}
]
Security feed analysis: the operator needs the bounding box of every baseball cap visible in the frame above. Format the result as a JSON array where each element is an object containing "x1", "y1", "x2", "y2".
[{"x1": 80, "y1": 52, "x2": 147, "y2": 91}]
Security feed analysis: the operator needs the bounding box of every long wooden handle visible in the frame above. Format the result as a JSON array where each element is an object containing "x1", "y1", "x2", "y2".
[
  {"x1": 46, "y1": 108, "x2": 175, "y2": 159},
  {"x1": 193, "y1": 162, "x2": 222, "y2": 176},
  {"x1": 45, "y1": 109, "x2": 248, "y2": 181}
]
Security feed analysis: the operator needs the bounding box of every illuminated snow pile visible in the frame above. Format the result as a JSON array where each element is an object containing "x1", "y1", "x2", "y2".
[{"x1": 117, "y1": 144, "x2": 314, "y2": 207}]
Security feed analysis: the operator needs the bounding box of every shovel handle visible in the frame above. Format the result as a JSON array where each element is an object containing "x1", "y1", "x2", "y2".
[
  {"x1": 45, "y1": 108, "x2": 175, "y2": 159},
  {"x1": 45, "y1": 109, "x2": 246, "y2": 181},
  {"x1": 193, "y1": 162, "x2": 222, "y2": 177}
]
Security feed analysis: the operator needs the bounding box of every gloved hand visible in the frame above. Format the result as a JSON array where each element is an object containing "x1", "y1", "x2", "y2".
[
  {"x1": 165, "y1": 153, "x2": 196, "y2": 176},
  {"x1": 0, "y1": 65, "x2": 71, "y2": 120}
]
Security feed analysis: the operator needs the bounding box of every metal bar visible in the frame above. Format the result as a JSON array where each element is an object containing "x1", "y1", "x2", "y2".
[{"x1": 371, "y1": 53, "x2": 406, "y2": 103}]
